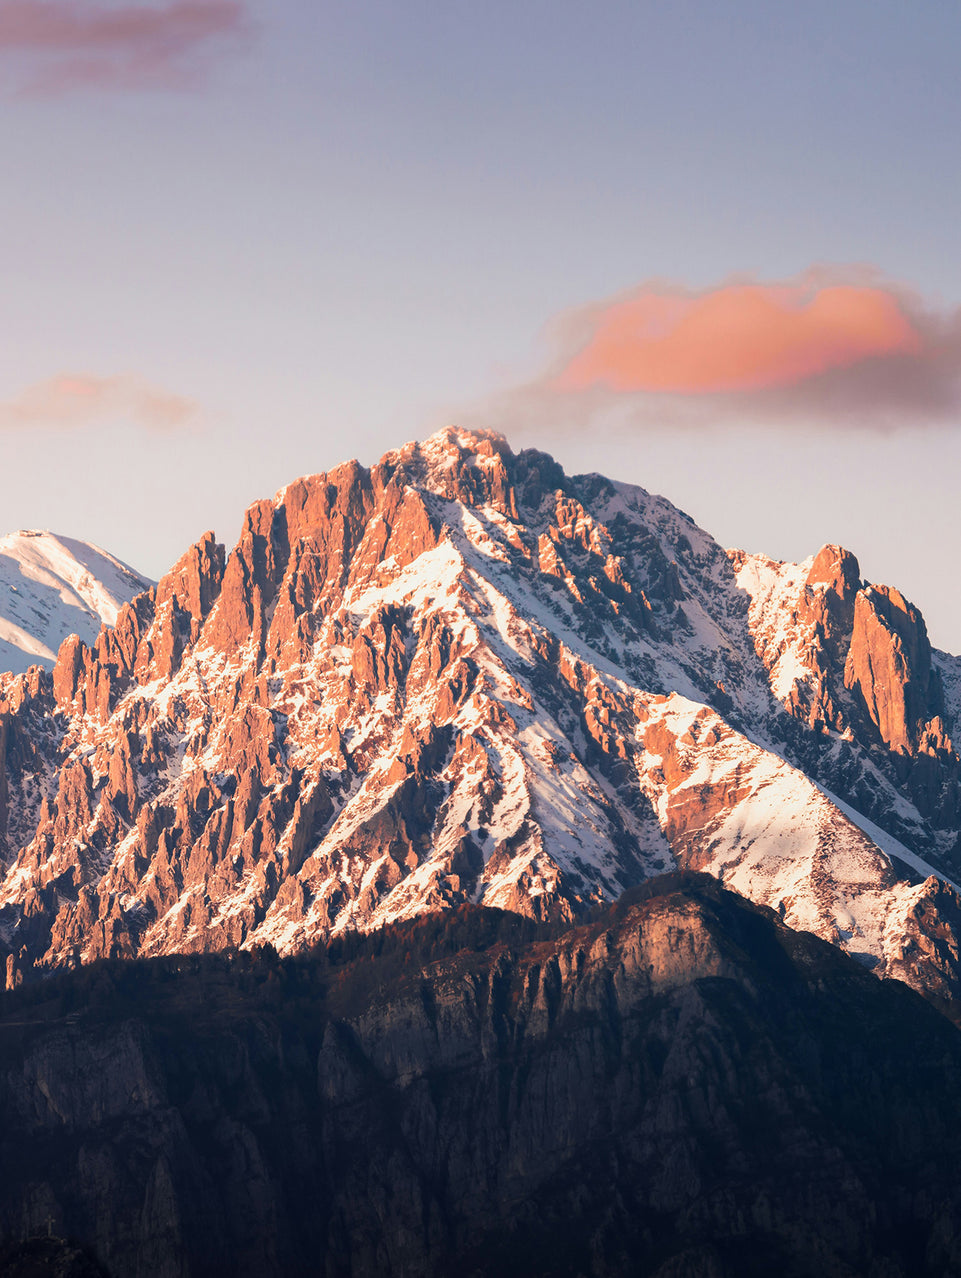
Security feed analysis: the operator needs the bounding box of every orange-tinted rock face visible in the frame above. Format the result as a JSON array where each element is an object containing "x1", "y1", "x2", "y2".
[
  {"x1": 806, "y1": 543, "x2": 861, "y2": 598},
  {"x1": 154, "y1": 532, "x2": 225, "y2": 641},
  {"x1": 802, "y1": 544, "x2": 861, "y2": 656},
  {"x1": 844, "y1": 585, "x2": 943, "y2": 755},
  {"x1": 52, "y1": 635, "x2": 86, "y2": 710}
]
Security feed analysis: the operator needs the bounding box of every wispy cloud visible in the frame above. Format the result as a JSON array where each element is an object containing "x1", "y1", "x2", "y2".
[
  {"x1": 0, "y1": 373, "x2": 198, "y2": 429},
  {"x1": 477, "y1": 267, "x2": 961, "y2": 435},
  {"x1": 0, "y1": 1, "x2": 247, "y2": 94}
]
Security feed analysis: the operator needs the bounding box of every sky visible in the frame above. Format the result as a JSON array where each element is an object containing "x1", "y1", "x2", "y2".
[{"x1": 0, "y1": 1, "x2": 960, "y2": 648}]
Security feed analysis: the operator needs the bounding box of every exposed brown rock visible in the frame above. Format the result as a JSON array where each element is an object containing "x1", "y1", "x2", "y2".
[
  {"x1": 52, "y1": 634, "x2": 86, "y2": 710},
  {"x1": 845, "y1": 584, "x2": 944, "y2": 754}
]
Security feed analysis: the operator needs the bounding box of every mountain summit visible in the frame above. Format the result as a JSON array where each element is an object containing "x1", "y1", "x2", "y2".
[
  {"x1": 0, "y1": 530, "x2": 151, "y2": 675},
  {"x1": 1, "y1": 427, "x2": 959, "y2": 998}
]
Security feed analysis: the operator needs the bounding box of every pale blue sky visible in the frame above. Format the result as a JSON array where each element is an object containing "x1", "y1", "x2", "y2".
[{"x1": 0, "y1": 1, "x2": 959, "y2": 646}]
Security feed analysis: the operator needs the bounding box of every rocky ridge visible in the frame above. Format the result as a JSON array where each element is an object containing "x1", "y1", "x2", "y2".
[{"x1": 0, "y1": 428, "x2": 958, "y2": 1001}]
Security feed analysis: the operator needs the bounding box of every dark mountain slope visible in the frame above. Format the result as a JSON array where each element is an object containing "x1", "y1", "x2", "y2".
[{"x1": 1, "y1": 876, "x2": 960, "y2": 1277}]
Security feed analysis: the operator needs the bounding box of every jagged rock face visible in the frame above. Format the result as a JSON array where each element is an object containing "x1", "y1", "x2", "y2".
[
  {"x1": 734, "y1": 544, "x2": 960, "y2": 848},
  {"x1": 3, "y1": 881, "x2": 961, "y2": 1278},
  {"x1": 844, "y1": 583, "x2": 945, "y2": 754},
  {"x1": 0, "y1": 427, "x2": 959, "y2": 1002}
]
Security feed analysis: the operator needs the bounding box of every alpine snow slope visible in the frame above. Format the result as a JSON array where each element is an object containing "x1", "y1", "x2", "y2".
[
  {"x1": 1, "y1": 428, "x2": 959, "y2": 1001},
  {"x1": 0, "y1": 530, "x2": 151, "y2": 675}
]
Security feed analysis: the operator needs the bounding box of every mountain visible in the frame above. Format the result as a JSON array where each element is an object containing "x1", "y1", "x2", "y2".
[
  {"x1": 3, "y1": 878, "x2": 961, "y2": 1278},
  {"x1": 0, "y1": 427, "x2": 959, "y2": 1003},
  {"x1": 0, "y1": 530, "x2": 151, "y2": 675}
]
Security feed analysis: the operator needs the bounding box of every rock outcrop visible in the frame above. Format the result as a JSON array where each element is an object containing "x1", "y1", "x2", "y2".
[
  {"x1": 735, "y1": 541, "x2": 961, "y2": 852},
  {"x1": 844, "y1": 583, "x2": 946, "y2": 754}
]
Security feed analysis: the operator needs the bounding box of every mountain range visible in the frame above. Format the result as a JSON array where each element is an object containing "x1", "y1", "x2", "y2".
[{"x1": 0, "y1": 426, "x2": 959, "y2": 1009}]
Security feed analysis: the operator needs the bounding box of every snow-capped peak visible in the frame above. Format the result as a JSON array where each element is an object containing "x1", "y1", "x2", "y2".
[{"x1": 0, "y1": 530, "x2": 152, "y2": 675}]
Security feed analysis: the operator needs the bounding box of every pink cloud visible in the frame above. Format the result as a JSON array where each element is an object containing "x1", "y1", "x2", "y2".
[
  {"x1": 555, "y1": 283, "x2": 922, "y2": 396},
  {"x1": 482, "y1": 268, "x2": 961, "y2": 433},
  {"x1": 0, "y1": 1, "x2": 246, "y2": 93},
  {"x1": 0, "y1": 372, "x2": 198, "y2": 429}
]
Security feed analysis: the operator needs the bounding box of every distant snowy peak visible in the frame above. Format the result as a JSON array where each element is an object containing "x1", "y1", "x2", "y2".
[{"x1": 0, "y1": 530, "x2": 152, "y2": 675}]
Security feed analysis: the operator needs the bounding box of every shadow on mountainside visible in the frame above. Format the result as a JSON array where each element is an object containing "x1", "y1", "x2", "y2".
[
  {"x1": 0, "y1": 1237, "x2": 109, "y2": 1278},
  {"x1": 1, "y1": 875, "x2": 961, "y2": 1276}
]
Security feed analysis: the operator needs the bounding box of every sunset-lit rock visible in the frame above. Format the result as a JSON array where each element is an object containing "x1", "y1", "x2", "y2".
[{"x1": 0, "y1": 427, "x2": 958, "y2": 1008}]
